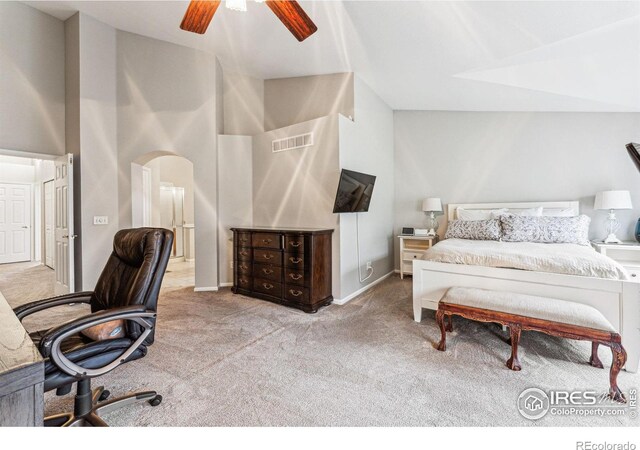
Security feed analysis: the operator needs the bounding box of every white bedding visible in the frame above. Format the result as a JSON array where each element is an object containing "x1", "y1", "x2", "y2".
[{"x1": 422, "y1": 238, "x2": 629, "y2": 280}]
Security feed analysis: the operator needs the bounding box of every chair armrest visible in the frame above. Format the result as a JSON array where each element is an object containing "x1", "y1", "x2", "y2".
[
  {"x1": 13, "y1": 292, "x2": 93, "y2": 321},
  {"x1": 39, "y1": 305, "x2": 156, "y2": 378}
]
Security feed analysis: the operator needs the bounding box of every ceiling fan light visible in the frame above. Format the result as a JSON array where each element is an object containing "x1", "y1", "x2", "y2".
[{"x1": 226, "y1": 0, "x2": 247, "y2": 12}]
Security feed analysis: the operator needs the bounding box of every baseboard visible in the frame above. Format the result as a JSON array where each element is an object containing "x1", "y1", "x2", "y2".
[
  {"x1": 193, "y1": 286, "x2": 219, "y2": 292},
  {"x1": 185, "y1": 258, "x2": 195, "y2": 262},
  {"x1": 333, "y1": 271, "x2": 394, "y2": 305},
  {"x1": 219, "y1": 282, "x2": 233, "y2": 287}
]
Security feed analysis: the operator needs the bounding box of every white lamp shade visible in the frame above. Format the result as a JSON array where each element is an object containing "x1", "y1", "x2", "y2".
[
  {"x1": 594, "y1": 190, "x2": 632, "y2": 210},
  {"x1": 422, "y1": 198, "x2": 443, "y2": 212}
]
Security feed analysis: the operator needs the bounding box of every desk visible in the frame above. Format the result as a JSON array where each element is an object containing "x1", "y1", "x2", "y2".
[{"x1": 0, "y1": 292, "x2": 44, "y2": 426}]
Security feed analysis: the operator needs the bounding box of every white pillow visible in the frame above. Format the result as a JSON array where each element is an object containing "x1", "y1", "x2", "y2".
[
  {"x1": 456, "y1": 208, "x2": 508, "y2": 221},
  {"x1": 491, "y1": 207, "x2": 543, "y2": 218},
  {"x1": 542, "y1": 208, "x2": 577, "y2": 217}
]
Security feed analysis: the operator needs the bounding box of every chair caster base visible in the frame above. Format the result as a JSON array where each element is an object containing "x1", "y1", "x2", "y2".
[{"x1": 45, "y1": 384, "x2": 161, "y2": 427}]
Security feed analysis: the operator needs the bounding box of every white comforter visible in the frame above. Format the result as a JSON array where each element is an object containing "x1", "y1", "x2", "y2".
[{"x1": 422, "y1": 239, "x2": 629, "y2": 280}]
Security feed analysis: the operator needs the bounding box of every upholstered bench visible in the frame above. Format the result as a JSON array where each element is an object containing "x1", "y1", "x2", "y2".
[{"x1": 436, "y1": 287, "x2": 627, "y2": 402}]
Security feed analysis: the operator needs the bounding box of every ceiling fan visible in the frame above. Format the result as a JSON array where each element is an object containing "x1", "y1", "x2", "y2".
[{"x1": 180, "y1": 0, "x2": 318, "y2": 42}]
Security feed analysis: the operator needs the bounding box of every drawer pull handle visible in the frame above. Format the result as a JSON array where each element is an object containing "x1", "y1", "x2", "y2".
[
  {"x1": 239, "y1": 278, "x2": 247, "y2": 284},
  {"x1": 263, "y1": 254, "x2": 275, "y2": 260},
  {"x1": 289, "y1": 289, "x2": 303, "y2": 297},
  {"x1": 289, "y1": 257, "x2": 302, "y2": 264},
  {"x1": 289, "y1": 274, "x2": 303, "y2": 280},
  {"x1": 290, "y1": 241, "x2": 301, "y2": 248},
  {"x1": 239, "y1": 251, "x2": 249, "y2": 256},
  {"x1": 262, "y1": 239, "x2": 272, "y2": 244},
  {"x1": 240, "y1": 238, "x2": 248, "y2": 242},
  {"x1": 262, "y1": 268, "x2": 274, "y2": 275},
  {"x1": 239, "y1": 264, "x2": 249, "y2": 270},
  {"x1": 263, "y1": 283, "x2": 274, "y2": 290},
  {"x1": 633, "y1": 274, "x2": 637, "y2": 278}
]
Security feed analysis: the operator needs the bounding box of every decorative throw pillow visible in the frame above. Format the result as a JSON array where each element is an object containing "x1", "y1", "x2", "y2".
[
  {"x1": 445, "y1": 219, "x2": 501, "y2": 241},
  {"x1": 500, "y1": 215, "x2": 591, "y2": 245},
  {"x1": 456, "y1": 208, "x2": 507, "y2": 221},
  {"x1": 81, "y1": 320, "x2": 126, "y2": 341}
]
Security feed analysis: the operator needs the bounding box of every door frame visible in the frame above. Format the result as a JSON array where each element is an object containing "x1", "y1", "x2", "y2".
[{"x1": 42, "y1": 178, "x2": 55, "y2": 269}]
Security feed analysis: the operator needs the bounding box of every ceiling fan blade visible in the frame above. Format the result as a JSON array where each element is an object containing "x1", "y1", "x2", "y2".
[
  {"x1": 265, "y1": 0, "x2": 318, "y2": 42},
  {"x1": 180, "y1": 0, "x2": 221, "y2": 34}
]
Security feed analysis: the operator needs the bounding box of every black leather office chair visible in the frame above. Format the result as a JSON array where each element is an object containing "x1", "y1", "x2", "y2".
[{"x1": 14, "y1": 228, "x2": 173, "y2": 427}]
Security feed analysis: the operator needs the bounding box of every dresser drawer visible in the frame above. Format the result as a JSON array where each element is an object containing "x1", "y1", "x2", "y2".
[
  {"x1": 254, "y1": 263, "x2": 281, "y2": 282},
  {"x1": 236, "y1": 232, "x2": 251, "y2": 247},
  {"x1": 252, "y1": 233, "x2": 282, "y2": 249},
  {"x1": 254, "y1": 249, "x2": 282, "y2": 265},
  {"x1": 285, "y1": 253, "x2": 305, "y2": 270},
  {"x1": 285, "y1": 235, "x2": 305, "y2": 253},
  {"x1": 237, "y1": 247, "x2": 252, "y2": 260},
  {"x1": 237, "y1": 274, "x2": 252, "y2": 290},
  {"x1": 254, "y1": 278, "x2": 282, "y2": 297},
  {"x1": 284, "y1": 285, "x2": 309, "y2": 303},
  {"x1": 236, "y1": 260, "x2": 251, "y2": 273},
  {"x1": 284, "y1": 268, "x2": 306, "y2": 286}
]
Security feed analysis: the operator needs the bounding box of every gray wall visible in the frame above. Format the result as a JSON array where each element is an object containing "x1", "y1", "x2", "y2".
[
  {"x1": 394, "y1": 111, "x2": 640, "y2": 268},
  {"x1": 117, "y1": 31, "x2": 220, "y2": 290},
  {"x1": 253, "y1": 115, "x2": 341, "y2": 296},
  {"x1": 223, "y1": 71, "x2": 264, "y2": 136},
  {"x1": 76, "y1": 14, "x2": 119, "y2": 290},
  {"x1": 338, "y1": 76, "x2": 395, "y2": 299},
  {"x1": 264, "y1": 73, "x2": 354, "y2": 131},
  {"x1": 0, "y1": 2, "x2": 65, "y2": 156},
  {"x1": 218, "y1": 135, "x2": 253, "y2": 285}
]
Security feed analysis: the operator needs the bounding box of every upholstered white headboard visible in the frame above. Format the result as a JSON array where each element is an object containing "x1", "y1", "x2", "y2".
[{"x1": 446, "y1": 201, "x2": 580, "y2": 222}]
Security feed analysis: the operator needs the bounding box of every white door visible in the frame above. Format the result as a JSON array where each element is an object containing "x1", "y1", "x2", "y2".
[
  {"x1": 43, "y1": 179, "x2": 55, "y2": 269},
  {"x1": 0, "y1": 183, "x2": 32, "y2": 264},
  {"x1": 54, "y1": 154, "x2": 75, "y2": 295}
]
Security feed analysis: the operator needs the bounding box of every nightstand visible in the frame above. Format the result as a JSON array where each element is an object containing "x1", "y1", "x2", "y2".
[
  {"x1": 398, "y1": 235, "x2": 436, "y2": 279},
  {"x1": 591, "y1": 241, "x2": 640, "y2": 281}
]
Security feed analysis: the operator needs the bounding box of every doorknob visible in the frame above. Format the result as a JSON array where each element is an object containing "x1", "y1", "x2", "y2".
[{"x1": 21, "y1": 226, "x2": 28, "y2": 229}]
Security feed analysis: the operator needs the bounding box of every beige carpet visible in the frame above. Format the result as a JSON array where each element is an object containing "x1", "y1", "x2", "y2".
[{"x1": 1, "y1": 263, "x2": 638, "y2": 426}]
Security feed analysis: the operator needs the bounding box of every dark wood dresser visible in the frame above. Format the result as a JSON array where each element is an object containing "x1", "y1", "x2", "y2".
[{"x1": 231, "y1": 227, "x2": 333, "y2": 313}]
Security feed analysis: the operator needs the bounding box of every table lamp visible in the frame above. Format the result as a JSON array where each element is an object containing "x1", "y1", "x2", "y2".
[
  {"x1": 422, "y1": 198, "x2": 443, "y2": 237},
  {"x1": 594, "y1": 190, "x2": 632, "y2": 244}
]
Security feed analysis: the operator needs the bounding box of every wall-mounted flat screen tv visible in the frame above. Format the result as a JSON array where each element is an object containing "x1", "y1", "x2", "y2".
[{"x1": 332, "y1": 169, "x2": 377, "y2": 213}]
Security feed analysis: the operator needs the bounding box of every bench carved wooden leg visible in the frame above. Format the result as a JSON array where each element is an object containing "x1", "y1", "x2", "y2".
[
  {"x1": 589, "y1": 342, "x2": 604, "y2": 369},
  {"x1": 436, "y1": 309, "x2": 447, "y2": 352},
  {"x1": 506, "y1": 325, "x2": 522, "y2": 371},
  {"x1": 446, "y1": 314, "x2": 454, "y2": 332},
  {"x1": 609, "y1": 343, "x2": 627, "y2": 403}
]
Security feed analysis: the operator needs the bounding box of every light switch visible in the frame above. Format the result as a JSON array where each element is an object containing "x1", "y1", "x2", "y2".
[{"x1": 94, "y1": 216, "x2": 108, "y2": 225}]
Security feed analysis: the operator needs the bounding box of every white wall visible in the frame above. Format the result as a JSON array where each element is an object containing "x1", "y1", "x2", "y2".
[
  {"x1": 338, "y1": 76, "x2": 395, "y2": 300},
  {"x1": 117, "y1": 31, "x2": 220, "y2": 290},
  {"x1": 218, "y1": 135, "x2": 253, "y2": 285},
  {"x1": 223, "y1": 71, "x2": 264, "y2": 136},
  {"x1": 264, "y1": 73, "x2": 354, "y2": 131},
  {"x1": 252, "y1": 115, "x2": 341, "y2": 295},
  {"x1": 394, "y1": 111, "x2": 640, "y2": 268},
  {"x1": 0, "y1": 2, "x2": 65, "y2": 156}
]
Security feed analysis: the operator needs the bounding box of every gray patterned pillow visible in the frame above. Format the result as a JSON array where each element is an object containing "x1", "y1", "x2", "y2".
[
  {"x1": 445, "y1": 219, "x2": 501, "y2": 241},
  {"x1": 500, "y1": 215, "x2": 591, "y2": 245}
]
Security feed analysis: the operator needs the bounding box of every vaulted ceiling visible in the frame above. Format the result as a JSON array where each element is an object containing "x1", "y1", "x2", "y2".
[{"x1": 25, "y1": 1, "x2": 640, "y2": 111}]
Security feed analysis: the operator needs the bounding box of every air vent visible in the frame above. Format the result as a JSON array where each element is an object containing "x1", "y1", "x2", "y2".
[{"x1": 272, "y1": 132, "x2": 314, "y2": 153}]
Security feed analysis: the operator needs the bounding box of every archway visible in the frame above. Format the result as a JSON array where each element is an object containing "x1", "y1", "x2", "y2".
[{"x1": 131, "y1": 152, "x2": 195, "y2": 288}]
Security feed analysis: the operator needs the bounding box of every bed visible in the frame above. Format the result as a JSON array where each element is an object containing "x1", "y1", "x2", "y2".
[{"x1": 412, "y1": 201, "x2": 640, "y2": 373}]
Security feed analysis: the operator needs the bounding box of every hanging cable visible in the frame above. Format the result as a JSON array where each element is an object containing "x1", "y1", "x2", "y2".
[{"x1": 356, "y1": 212, "x2": 374, "y2": 283}]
